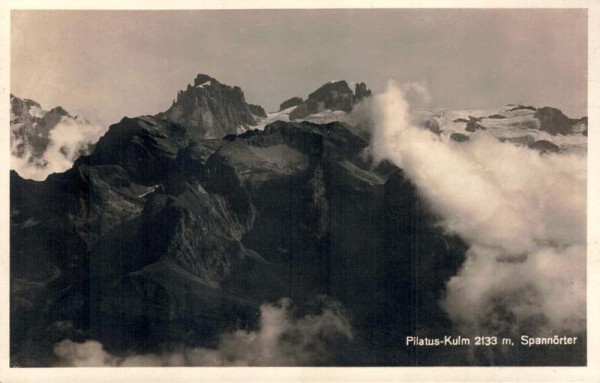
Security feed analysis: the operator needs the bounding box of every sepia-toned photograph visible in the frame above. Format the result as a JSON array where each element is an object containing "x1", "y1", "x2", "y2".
[{"x1": 3, "y1": 2, "x2": 598, "y2": 379}]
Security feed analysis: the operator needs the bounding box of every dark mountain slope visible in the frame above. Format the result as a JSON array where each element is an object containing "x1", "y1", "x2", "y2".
[{"x1": 10, "y1": 109, "x2": 472, "y2": 366}]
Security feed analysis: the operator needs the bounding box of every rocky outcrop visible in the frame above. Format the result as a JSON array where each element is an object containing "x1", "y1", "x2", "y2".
[
  {"x1": 499, "y1": 135, "x2": 535, "y2": 146},
  {"x1": 450, "y1": 133, "x2": 470, "y2": 142},
  {"x1": 289, "y1": 80, "x2": 372, "y2": 120},
  {"x1": 249, "y1": 104, "x2": 267, "y2": 118},
  {"x1": 279, "y1": 96, "x2": 304, "y2": 111},
  {"x1": 158, "y1": 74, "x2": 264, "y2": 139},
  {"x1": 464, "y1": 116, "x2": 486, "y2": 132},
  {"x1": 529, "y1": 140, "x2": 560, "y2": 153},
  {"x1": 354, "y1": 82, "x2": 372, "y2": 102},
  {"x1": 534, "y1": 107, "x2": 573, "y2": 135},
  {"x1": 508, "y1": 104, "x2": 537, "y2": 112},
  {"x1": 308, "y1": 80, "x2": 354, "y2": 111},
  {"x1": 453, "y1": 118, "x2": 470, "y2": 123},
  {"x1": 424, "y1": 119, "x2": 442, "y2": 135}
]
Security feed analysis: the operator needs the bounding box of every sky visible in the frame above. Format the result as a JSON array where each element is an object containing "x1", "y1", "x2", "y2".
[{"x1": 11, "y1": 9, "x2": 587, "y2": 127}]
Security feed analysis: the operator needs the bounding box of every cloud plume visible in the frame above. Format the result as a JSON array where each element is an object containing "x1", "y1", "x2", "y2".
[
  {"x1": 54, "y1": 298, "x2": 352, "y2": 367},
  {"x1": 369, "y1": 80, "x2": 586, "y2": 335}
]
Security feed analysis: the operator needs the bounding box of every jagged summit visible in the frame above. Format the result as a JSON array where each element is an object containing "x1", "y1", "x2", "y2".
[
  {"x1": 307, "y1": 80, "x2": 353, "y2": 110},
  {"x1": 10, "y1": 94, "x2": 42, "y2": 110},
  {"x1": 283, "y1": 80, "x2": 372, "y2": 121},
  {"x1": 49, "y1": 106, "x2": 72, "y2": 118},
  {"x1": 354, "y1": 82, "x2": 372, "y2": 102},
  {"x1": 193, "y1": 73, "x2": 215, "y2": 87},
  {"x1": 158, "y1": 74, "x2": 266, "y2": 139},
  {"x1": 279, "y1": 96, "x2": 304, "y2": 112},
  {"x1": 10, "y1": 95, "x2": 99, "y2": 180}
]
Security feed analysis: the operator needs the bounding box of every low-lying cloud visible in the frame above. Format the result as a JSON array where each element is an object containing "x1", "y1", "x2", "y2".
[
  {"x1": 11, "y1": 118, "x2": 105, "y2": 181},
  {"x1": 369, "y1": 80, "x2": 586, "y2": 335},
  {"x1": 54, "y1": 298, "x2": 352, "y2": 367}
]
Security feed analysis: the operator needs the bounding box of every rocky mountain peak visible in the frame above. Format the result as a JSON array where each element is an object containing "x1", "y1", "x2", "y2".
[
  {"x1": 279, "y1": 96, "x2": 304, "y2": 111},
  {"x1": 9, "y1": 95, "x2": 103, "y2": 181},
  {"x1": 158, "y1": 74, "x2": 265, "y2": 139},
  {"x1": 307, "y1": 80, "x2": 353, "y2": 104},
  {"x1": 354, "y1": 82, "x2": 372, "y2": 102},
  {"x1": 49, "y1": 106, "x2": 72, "y2": 118},
  {"x1": 11, "y1": 94, "x2": 42, "y2": 112},
  {"x1": 289, "y1": 80, "x2": 372, "y2": 120},
  {"x1": 193, "y1": 73, "x2": 216, "y2": 87}
]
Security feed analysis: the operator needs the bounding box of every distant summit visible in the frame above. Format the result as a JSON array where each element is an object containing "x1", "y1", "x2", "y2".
[
  {"x1": 279, "y1": 96, "x2": 304, "y2": 112},
  {"x1": 286, "y1": 80, "x2": 372, "y2": 120},
  {"x1": 158, "y1": 74, "x2": 266, "y2": 139},
  {"x1": 10, "y1": 94, "x2": 101, "y2": 180},
  {"x1": 414, "y1": 103, "x2": 587, "y2": 154},
  {"x1": 11, "y1": 95, "x2": 81, "y2": 159},
  {"x1": 354, "y1": 82, "x2": 372, "y2": 102}
]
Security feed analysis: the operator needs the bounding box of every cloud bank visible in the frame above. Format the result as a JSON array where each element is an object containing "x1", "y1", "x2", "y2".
[
  {"x1": 369, "y1": 81, "x2": 586, "y2": 335},
  {"x1": 11, "y1": 118, "x2": 105, "y2": 181},
  {"x1": 54, "y1": 298, "x2": 352, "y2": 367}
]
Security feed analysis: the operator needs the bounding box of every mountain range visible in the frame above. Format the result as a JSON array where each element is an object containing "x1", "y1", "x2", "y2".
[{"x1": 9, "y1": 74, "x2": 587, "y2": 366}]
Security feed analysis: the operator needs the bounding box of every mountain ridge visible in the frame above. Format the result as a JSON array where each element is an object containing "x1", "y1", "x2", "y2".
[{"x1": 9, "y1": 75, "x2": 588, "y2": 366}]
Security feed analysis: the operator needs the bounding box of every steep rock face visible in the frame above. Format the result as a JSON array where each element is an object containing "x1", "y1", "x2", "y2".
[
  {"x1": 158, "y1": 74, "x2": 263, "y2": 139},
  {"x1": 11, "y1": 114, "x2": 469, "y2": 366},
  {"x1": 10, "y1": 163, "x2": 159, "y2": 365},
  {"x1": 88, "y1": 116, "x2": 188, "y2": 185},
  {"x1": 307, "y1": 80, "x2": 354, "y2": 110},
  {"x1": 289, "y1": 80, "x2": 372, "y2": 120},
  {"x1": 279, "y1": 96, "x2": 304, "y2": 111}
]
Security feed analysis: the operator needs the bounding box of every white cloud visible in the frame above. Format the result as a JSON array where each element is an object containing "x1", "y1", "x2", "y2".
[
  {"x1": 11, "y1": 118, "x2": 105, "y2": 181},
  {"x1": 369, "y1": 80, "x2": 586, "y2": 335},
  {"x1": 54, "y1": 339, "x2": 117, "y2": 367},
  {"x1": 402, "y1": 81, "x2": 432, "y2": 106},
  {"x1": 54, "y1": 298, "x2": 352, "y2": 367}
]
